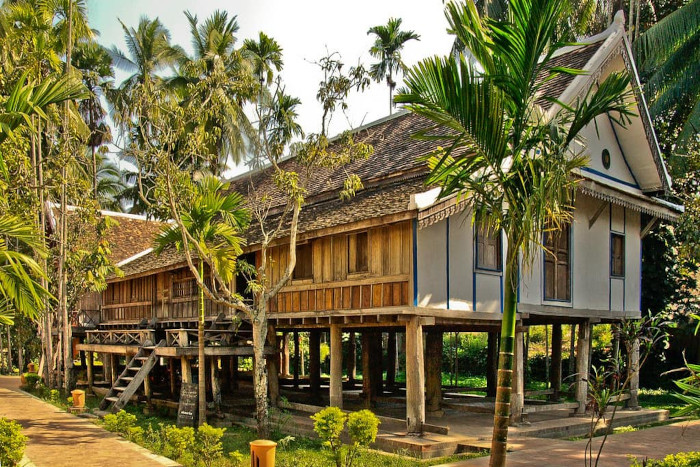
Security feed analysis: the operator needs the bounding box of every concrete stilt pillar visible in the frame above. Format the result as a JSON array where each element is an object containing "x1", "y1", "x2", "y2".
[
  {"x1": 386, "y1": 331, "x2": 397, "y2": 391},
  {"x1": 330, "y1": 324, "x2": 343, "y2": 408},
  {"x1": 628, "y1": 337, "x2": 640, "y2": 409},
  {"x1": 309, "y1": 330, "x2": 321, "y2": 400},
  {"x1": 575, "y1": 320, "x2": 592, "y2": 414},
  {"x1": 267, "y1": 326, "x2": 280, "y2": 407},
  {"x1": 281, "y1": 332, "x2": 290, "y2": 377},
  {"x1": 405, "y1": 316, "x2": 425, "y2": 434},
  {"x1": 425, "y1": 329, "x2": 443, "y2": 413},
  {"x1": 510, "y1": 330, "x2": 525, "y2": 425},
  {"x1": 486, "y1": 332, "x2": 498, "y2": 398},
  {"x1": 550, "y1": 324, "x2": 563, "y2": 401},
  {"x1": 181, "y1": 356, "x2": 192, "y2": 384},
  {"x1": 86, "y1": 351, "x2": 94, "y2": 391},
  {"x1": 211, "y1": 357, "x2": 222, "y2": 411}
]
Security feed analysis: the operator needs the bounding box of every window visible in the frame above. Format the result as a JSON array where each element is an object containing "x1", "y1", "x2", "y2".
[
  {"x1": 293, "y1": 243, "x2": 313, "y2": 280},
  {"x1": 611, "y1": 233, "x2": 625, "y2": 277},
  {"x1": 544, "y1": 225, "x2": 571, "y2": 301},
  {"x1": 476, "y1": 224, "x2": 502, "y2": 271},
  {"x1": 348, "y1": 231, "x2": 369, "y2": 273}
]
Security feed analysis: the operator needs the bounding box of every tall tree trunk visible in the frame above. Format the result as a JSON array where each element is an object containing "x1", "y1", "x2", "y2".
[
  {"x1": 92, "y1": 145, "x2": 98, "y2": 201},
  {"x1": 489, "y1": 254, "x2": 518, "y2": 467},
  {"x1": 198, "y1": 261, "x2": 207, "y2": 426},
  {"x1": 6, "y1": 326, "x2": 12, "y2": 372},
  {"x1": 59, "y1": 0, "x2": 74, "y2": 392},
  {"x1": 252, "y1": 312, "x2": 269, "y2": 438},
  {"x1": 18, "y1": 322, "x2": 24, "y2": 374}
]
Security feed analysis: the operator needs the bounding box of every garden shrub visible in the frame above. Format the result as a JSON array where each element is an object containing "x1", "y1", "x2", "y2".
[
  {"x1": 0, "y1": 417, "x2": 28, "y2": 467},
  {"x1": 103, "y1": 410, "x2": 138, "y2": 436},
  {"x1": 22, "y1": 373, "x2": 40, "y2": 390},
  {"x1": 347, "y1": 410, "x2": 379, "y2": 446},
  {"x1": 311, "y1": 407, "x2": 347, "y2": 467},
  {"x1": 311, "y1": 407, "x2": 380, "y2": 467},
  {"x1": 630, "y1": 452, "x2": 700, "y2": 466},
  {"x1": 196, "y1": 423, "x2": 225, "y2": 467},
  {"x1": 161, "y1": 425, "x2": 196, "y2": 462}
]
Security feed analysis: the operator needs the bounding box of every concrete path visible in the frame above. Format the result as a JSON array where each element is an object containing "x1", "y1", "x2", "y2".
[
  {"x1": 0, "y1": 376, "x2": 179, "y2": 467},
  {"x1": 442, "y1": 419, "x2": 700, "y2": 466}
]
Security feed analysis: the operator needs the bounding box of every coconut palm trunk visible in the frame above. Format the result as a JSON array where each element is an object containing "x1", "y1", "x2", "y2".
[{"x1": 198, "y1": 260, "x2": 207, "y2": 426}]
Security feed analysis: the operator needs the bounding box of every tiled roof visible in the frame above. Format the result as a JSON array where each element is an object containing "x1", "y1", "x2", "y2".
[
  {"x1": 113, "y1": 245, "x2": 191, "y2": 281},
  {"x1": 105, "y1": 215, "x2": 164, "y2": 264},
  {"x1": 536, "y1": 43, "x2": 602, "y2": 110}
]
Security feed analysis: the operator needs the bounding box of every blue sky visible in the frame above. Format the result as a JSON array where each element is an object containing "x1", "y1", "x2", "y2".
[{"x1": 86, "y1": 0, "x2": 453, "y2": 174}]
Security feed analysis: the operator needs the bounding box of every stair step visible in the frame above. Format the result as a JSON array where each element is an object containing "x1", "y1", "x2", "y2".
[
  {"x1": 114, "y1": 386, "x2": 128, "y2": 392},
  {"x1": 135, "y1": 356, "x2": 149, "y2": 361},
  {"x1": 121, "y1": 377, "x2": 134, "y2": 382},
  {"x1": 105, "y1": 396, "x2": 119, "y2": 403},
  {"x1": 128, "y1": 366, "x2": 141, "y2": 372}
]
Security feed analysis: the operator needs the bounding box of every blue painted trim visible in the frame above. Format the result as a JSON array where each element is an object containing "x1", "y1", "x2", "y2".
[
  {"x1": 446, "y1": 218, "x2": 450, "y2": 309},
  {"x1": 607, "y1": 113, "x2": 642, "y2": 189},
  {"x1": 412, "y1": 219, "x2": 418, "y2": 307},
  {"x1": 581, "y1": 167, "x2": 640, "y2": 189}
]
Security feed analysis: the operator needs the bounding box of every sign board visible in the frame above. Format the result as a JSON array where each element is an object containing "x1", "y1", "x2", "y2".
[{"x1": 177, "y1": 383, "x2": 198, "y2": 427}]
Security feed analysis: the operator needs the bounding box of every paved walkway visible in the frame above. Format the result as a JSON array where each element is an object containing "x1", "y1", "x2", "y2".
[
  {"x1": 0, "y1": 376, "x2": 179, "y2": 467},
  {"x1": 442, "y1": 419, "x2": 700, "y2": 466}
]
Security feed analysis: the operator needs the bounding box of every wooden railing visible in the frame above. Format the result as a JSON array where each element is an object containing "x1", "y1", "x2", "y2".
[
  {"x1": 165, "y1": 329, "x2": 242, "y2": 347},
  {"x1": 86, "y1": 329, "x2": 156, "y2": 346},
  {"x1": 70, "y1": 309, "x2": 100, "y2": 328},
  {"x1": 100, "y1": 301, "x2": 153, "y2": 322}
]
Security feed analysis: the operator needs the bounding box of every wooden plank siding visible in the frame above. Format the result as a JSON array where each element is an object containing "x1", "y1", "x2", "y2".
[{"x1": 267, "y1": 221, "x2": 411, "y2": 314}]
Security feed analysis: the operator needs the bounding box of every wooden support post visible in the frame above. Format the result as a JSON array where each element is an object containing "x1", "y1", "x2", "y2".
[
  {"x1": 86, "y1": 351, "x2": 94, "y2": 391},
  {"x1": 486, "y1": 332, "x2": 498, "y2": 398},
  {"x1": 575, "y1": 320, "x2": 592, "y2": 414},
  {"x1": 309, "y1": 330, "x2": 321, "y2": 400},
  {"x1": 510, "y1": 330, "x2": 525, "y2": 425},
  {"x1": 293, "y1": 331, "x2": 300, "y2": 388},
  {"x1": 405, "y1": 316, "x2": 425, "y2": 434},
  {"x1": 169, "y1": 358, "x2": 176, "y2": 396},
  {"x1": 550, "y1": 324, "x2": 563, "y2": 401},
  {"x1": 330, "y1": 324, "x2": 343, "y2": 408},
  {"x1": 361, "y1": 331, "x2": 372, "y2": 407},
  {"x1": 267, "y1": 326, "x2": 280, "y2": 407},
  {"x1": 143, "y1": 371, "x2": 152, "y2": 404},
  {"x1": 346, "y1": 331, "x2": 356, "y2": 389},
  {"x1": 628, "y1": 337, "x2": 640, "y2": 409},
  {"x1": 281, "y1": 332, "x2": 290, "y2": 377},
  {"x1": 109, "y1": 354, "x2": 118, "y2": 385},
  {"x1": 370, "y1": 333, "x2": 383, "y2": 398},
  {"x1": 211, "y1": 357, "x2": 222, "y2": 411},
  {"x1": 568, "y1": 324, "x2": 576, "y2": 376},
  {"x1": 181, "y1": 356, "x2": 192, "y2": 384},
  {"x1": 425, "y1": 329, "x2": 443, "y2": 413},
  {"x1": 386, "y1": 331, "x2": 397, "y2": 392}
]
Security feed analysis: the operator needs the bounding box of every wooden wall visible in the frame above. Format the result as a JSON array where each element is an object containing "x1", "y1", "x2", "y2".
[{"x1": 268, "y1": 221, "x2": 412, "y2": 314}]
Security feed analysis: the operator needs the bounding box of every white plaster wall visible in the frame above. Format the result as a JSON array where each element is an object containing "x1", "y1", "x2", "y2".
[
  {"x1": 475, "y1": 274, "x2": 502, "y2": 313},
  {"x1": 447, "y1": 211, "x2": 474, "y2": 311},
  {"x1": 625, "y1": 210, "x2": 641, "y2": 313},
  {"x1": 572, "y1": 195, "x2": 610, "y2": 311},
  {"x1": 416, "y1": 220, "x2": 448, "y2": 308}
]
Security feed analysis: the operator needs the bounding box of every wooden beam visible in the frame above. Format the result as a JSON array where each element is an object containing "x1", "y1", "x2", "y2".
[
  {"x1": 641, "y1": 217, "x2": 660, "y2": 239},
  {"x1": 575, "y1": 320, "x2": 592, "y2": 414},
  {"x1": 588, "y1": 201, "x2": 608, "y2": 229},
  {"x1": 405, "y1": 315, "x2": 425, "y2": 434}
]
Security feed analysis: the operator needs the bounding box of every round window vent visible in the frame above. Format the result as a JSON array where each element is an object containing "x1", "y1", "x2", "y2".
[{"x1": 602, "y1": 149, "x2": 611, "y2": 170}]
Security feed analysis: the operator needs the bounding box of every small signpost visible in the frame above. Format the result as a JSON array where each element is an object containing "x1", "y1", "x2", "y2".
[{"x1": 177, "y1": 382, "x2": 198, "y2": 427}]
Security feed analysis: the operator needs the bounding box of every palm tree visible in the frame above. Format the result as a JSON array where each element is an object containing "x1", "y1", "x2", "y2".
[
  {"x1": 634, "y1": 0, "x2": 700, "y2": 148},
  {"x1": 73, "y1": 40, "x2": 114, "y2": 199},
  {"x1": 173, "y1": 10, "x2": 256, "y2": 170},
  {"x1": 154, "y1": 176, "x2": 249, "y2": 426},
  {"x1": 242, "y1": 32, "x2": 283, "y2": 86},
  {"x1": 367, "y1": 17, "x2": 420, "y2": 114},
  {"x1": 396, "y1": 0, "x2": 632, "y2": 464}
]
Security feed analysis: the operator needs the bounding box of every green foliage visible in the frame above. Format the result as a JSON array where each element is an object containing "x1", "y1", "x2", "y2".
[
  {"x1": 196, "y1": 423, "x2": 225, "y2": 467},
  {"x1": 672, "y1": 361, "x2": 700, "y2": 417},
  {"x1": 347, "y1": 410, "x2": 380, "y2": 447},
  {"x1": 0, "y1": 418, "x2": 27, "y2": 467},
  {"x1": 630, "y1": 451, "x2": 700, "y2": 467},
  {"x1": 311, "y1": 406, "x2": 346, "y2": 466},
  {"x1": 21, "y1": 372, "x2": 40, "y2": 390},
  {"x1": 103, "y1": 410, "x2": 138, "y2": 436}
]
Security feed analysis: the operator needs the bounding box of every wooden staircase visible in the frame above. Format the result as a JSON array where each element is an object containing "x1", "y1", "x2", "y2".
[{"x1": 99, "y1": 340, "x2": 165, "y2": 413}]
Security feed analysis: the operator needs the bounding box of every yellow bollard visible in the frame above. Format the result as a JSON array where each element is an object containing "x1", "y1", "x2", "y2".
[
  {"x1": 249, "y1": 439, "x2": 276, "y2": 467},
  {"x1": 71, "y1": 389, "x2": 85, "y2": 408}
]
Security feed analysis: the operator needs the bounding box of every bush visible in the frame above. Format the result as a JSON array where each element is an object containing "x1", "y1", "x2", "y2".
[
  {"x1": 22, "y1": 373, "x2": 40, "y2": 390},
  {"x1": 0, "y1": 418, "x2": 28, "y2": 466},
  {"x1": 311, "y1": 407, "x2": 380, "y2": 467},
  {"x1": 630, "y1": 452, "x2": 700, "y2": 466},
  {"x1": 162, "y1": 425, "x2": 196, "y2": 462},
  {"x1": 347, "y1": 410, "x2": 379, "y2": 447},
  {"x1": 103, "y1": 410, "x2": 138, "y2": 436},
  {"x1": 196, "y1": 423, "x2": 225, "y2": 467}
]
